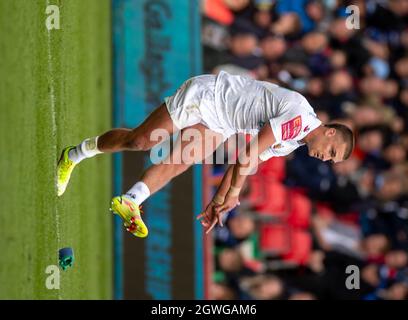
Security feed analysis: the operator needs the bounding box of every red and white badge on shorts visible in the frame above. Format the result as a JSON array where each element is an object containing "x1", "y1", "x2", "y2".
[{"x1": 281, "y1": 116, "x2": 302, "y2": 141}]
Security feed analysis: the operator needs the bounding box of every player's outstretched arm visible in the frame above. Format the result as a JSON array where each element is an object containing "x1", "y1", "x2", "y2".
[
  {"x1": 204, "y1": 124, "x2": 276, "y2": 233},
  {"x1": 196, "y1": 164, "x2": 235, "y2": 230}
]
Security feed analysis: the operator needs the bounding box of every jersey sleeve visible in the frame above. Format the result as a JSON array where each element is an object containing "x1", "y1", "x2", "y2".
[
  {"x1": 258, "y1": 146, "x2": 275, "y2": 162},
  {"x1": 269, "y1": 97, "x2": 321, "y2": 144},
  {"x1": 259, "y1": 94, "x2": 321, "y2": 161}
]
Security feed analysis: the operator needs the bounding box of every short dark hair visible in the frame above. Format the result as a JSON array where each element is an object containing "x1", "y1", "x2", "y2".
[{"x1": 325, "y1": 123, "x2": 355, "y2": 160}]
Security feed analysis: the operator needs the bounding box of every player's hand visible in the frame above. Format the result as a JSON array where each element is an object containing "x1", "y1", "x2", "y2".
[
  {"x1": 203, "y1": 194, "x2": 240, "y2": 234},
  {"x1": 196, "y1": 200, "x2": 219, "y2": 233},
  {"x1": 215, "y1": 194, "x2": 240, "y2": 217}
]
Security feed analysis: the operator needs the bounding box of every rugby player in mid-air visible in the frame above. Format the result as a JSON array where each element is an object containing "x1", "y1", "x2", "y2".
[{"x1": 57, "y1": 71, "x2": 354, "y2": 238}]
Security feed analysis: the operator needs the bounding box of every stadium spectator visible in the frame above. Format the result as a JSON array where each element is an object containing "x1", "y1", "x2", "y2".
[{"x1": 203, "y1": 0, "x2": 408, "y2": 300}]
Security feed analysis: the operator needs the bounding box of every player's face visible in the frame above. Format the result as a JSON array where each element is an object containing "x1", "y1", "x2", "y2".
[{"x1": 308, "y1": 129, "x2": 347, "y2": 163}]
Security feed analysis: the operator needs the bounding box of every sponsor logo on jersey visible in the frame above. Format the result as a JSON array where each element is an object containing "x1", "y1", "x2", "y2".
[
  {"x1": 303, "y1": 125, "x2": 310, "y2": 133},
  {"x1": 281, "y1": 116, "x2": 302, "y2": 140}
]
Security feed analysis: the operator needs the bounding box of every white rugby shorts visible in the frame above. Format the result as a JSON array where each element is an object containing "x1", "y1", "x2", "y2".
[{"x1": 164, "y1": 75, "x2": 232, "y2": 140}]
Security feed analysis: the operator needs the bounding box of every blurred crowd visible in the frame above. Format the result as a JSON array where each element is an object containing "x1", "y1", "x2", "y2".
[{"x1": 202, "y1": 0, "x2": 408, "y2": 300}]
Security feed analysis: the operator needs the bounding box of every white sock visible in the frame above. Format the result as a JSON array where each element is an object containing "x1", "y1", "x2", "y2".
[
  {"x1": 124, "y1": 181, "x2": 151, "y2": 205},
  {"x1": 68, "y1": 136, "x2": 103, "y2": 164}
]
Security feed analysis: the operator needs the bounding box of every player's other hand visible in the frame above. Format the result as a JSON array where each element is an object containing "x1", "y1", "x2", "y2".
[
  {"x1": 214, "y1": 194, "x2": 240, "y2": 218},
  {"x1": 196, "y1": 194, "x2": 240, "y2": 234},
  {"x1": 196, "y1": 200, "x2": 218, "y2": 233},
  {"x1": 202, "y1": 194, "x2": 241, "y2": 234}
]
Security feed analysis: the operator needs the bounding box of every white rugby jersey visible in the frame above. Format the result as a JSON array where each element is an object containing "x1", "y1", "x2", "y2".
[{"x1": 214, "y1": 71, "x2": 322, "y2": 161}]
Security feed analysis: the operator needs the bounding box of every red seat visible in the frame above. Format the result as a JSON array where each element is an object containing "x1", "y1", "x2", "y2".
[
  {"x1": 245, "y1": 175, "x2": 266, "y2": 207},
  {"x1": 287, "y1": 191, "x2": 312, "y2": 228},
  {"x1": 282, "y1": 230, "x2": 312, "y2": 265},
  {"x1": 255, "y1": 180, "x2": 289, "y2": 219},
  {"x1": 259, "y1": 157, "x2": 286, "y2": 181},
  {"x1": 259, "y1": 224, "x2": 291, "y2": 255}
]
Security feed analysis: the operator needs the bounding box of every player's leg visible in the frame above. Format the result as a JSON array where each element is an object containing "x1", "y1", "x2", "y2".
[
  {"x1": 97, "y1": 103, "x2": 176, "y2": 152},
  {"x1": 111, "y1": 124, "x2": 225, "y2": 238},
  {"x1": 139, "y1": 124, "x2": 224, "y2": 195},
  {"x1": 68, "y1": 103, "x2": 175, "y2": 162},
  {"x1": 57, "y1": 103, "x2": 175, "y2": 196}
]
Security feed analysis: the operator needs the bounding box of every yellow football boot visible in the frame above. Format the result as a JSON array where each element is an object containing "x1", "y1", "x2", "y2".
[
  {"x1": 57, "y1": 146, "x2": 77, "y2": 197},
  {"x1": 110, "y1": 196, "x2": 148, "y2": 238}
]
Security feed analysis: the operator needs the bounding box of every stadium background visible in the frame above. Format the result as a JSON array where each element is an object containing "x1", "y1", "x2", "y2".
[{"x1": 1, "y1": 0, "x2": 408, "y2": 300}]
